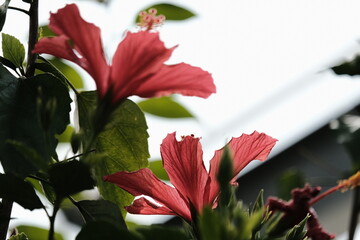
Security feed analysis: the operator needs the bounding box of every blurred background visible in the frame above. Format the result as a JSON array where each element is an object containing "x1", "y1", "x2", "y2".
[{"x1": 3, "y1": 0, "x2": 360, "y2": 239}]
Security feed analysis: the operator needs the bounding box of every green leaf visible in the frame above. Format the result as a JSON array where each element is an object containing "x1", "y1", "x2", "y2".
[
  {"x1": 76, "y1": 91, "x2": 97, "y2": 140},
  {"x1": 39, "y1": 25, "x2": 55, "y2": 38},
  {"x1": 137, "y1": 3, "x2": 195, "y2": 22},
  {"x1": 56, "y1": 125, "x2": 74, "y2": 143},
  {"x1": 0, "y1": 0, "x2": 11, "y2": 32},
  {"x1": 0, "y1": 55, "x2": 17, "y2": 71},
  {"x1": 49, "y1": 160, "x2": 95, "y2": 198},
  {"x1": 285, "y1": 214, "x2": 309, "y2": 240},
  {"x1": 138, "y1": 97, "x2": 194, "y2": 118},
  {"x1": 0, "y1": 173, "x2": 43, "y2": 210},
  {"x1": 77, "y1": 92, "x2": 149, "y2": 215},
  {"x1": 198, "y1": 207, "x2": 222, "y2": 240},
  {"x1": 251, "y1": 189, "x2": 264, "y2": 214},
  {"x1": 35, "y1": 56, "x2": 84, "y2": 89},
  {"x1": 49, "y1": 57, "x2": 84, "y2": 89},
  {"x1": 9, "y1": 232, "x2": 28, "y2": 240},
  {"x1": 0, "y1": 72, "x2": 71, "y2": 177},
  {"x1": 2, "y1": 33, "x2": 25, "y2": 68},
  {"x1": 94, "y1": 99, "x2": 149, "y2": 215},
  {"x1": 16, "y1": 225, "x2": 64, "y2": 240},
  {"x1": 76, "y1": 221, "x2": 140, "y2": 240},
  {"x1": 76, "y1": 200, "x2": 126, "y2": 229},
  {"x1": 149, "y1": 160, "x2": 169, "y2": 180}
]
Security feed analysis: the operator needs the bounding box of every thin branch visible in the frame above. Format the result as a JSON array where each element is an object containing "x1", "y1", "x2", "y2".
[{"x1": 8, "y1": 6, "x2": 29, "y2": 15}]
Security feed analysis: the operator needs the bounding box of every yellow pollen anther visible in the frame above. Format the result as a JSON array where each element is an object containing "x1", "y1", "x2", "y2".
[
  {"x1": 338, "y1": 171, "x2": 360, "y2": 192},
  {"x1": 137, "y1": 8, "x2": 166, "y2": 31}
]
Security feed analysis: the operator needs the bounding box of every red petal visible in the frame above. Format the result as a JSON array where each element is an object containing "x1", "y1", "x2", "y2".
[
  {"x1": 125, "y1": 197, "x2": 177, "y2": 216},
  {"x1": 103, "y1": 168, "x2": 191, "y2": 221},
  {"x1": 33, "y1": 35, "x2": 80, "y2": 64},
  {"x1": 208, "y1": 131, "x2": 277, "y2": 202},
  {"x1": 110, "y1": 31, "x2": 175, "y2": 101},
  {"x1": 34, "y1": 4, "x2": 109, "y2": 96},
  {"x1": 161, "y1": 132, "x2": 211, "y2": 213},
  {"x1": 133, "y1": 63, "x2": 216, "y2": 99}
]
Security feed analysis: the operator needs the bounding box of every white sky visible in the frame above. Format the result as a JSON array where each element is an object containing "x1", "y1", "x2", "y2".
[{"x1": 4, "y1": 0, "x2": 360, "y2": 238}]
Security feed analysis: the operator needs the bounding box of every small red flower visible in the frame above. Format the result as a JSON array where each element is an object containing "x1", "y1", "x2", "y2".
[
  {"x1": 33, "y1": 4, "x2": 216, "y2": 103},
  {"x1": 104, "y1": 131, "x2": 277, "y2": 222}
]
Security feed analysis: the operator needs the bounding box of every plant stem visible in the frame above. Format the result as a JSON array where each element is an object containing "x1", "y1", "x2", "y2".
[
  {"x1": 349, "y1": 187, "x2": 360, "y2": 240},
  {"x1": 25, "y1": 0, "x2": 39, "y2": 77},
  {"x1": 48, "y1": 199, "x2": 60, "y2": 240},
  {"x1": 0, "y1": 199, "x2": 13, "y2": 240}
]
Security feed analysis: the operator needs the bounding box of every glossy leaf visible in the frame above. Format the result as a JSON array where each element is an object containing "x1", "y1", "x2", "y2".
[
  {"x1": 136, "y1": 3, "x2": 195, "y2": 22},
  {"x1": 137, "y1": 96, "x2": 194, "y2": 118},
  {"x1": 0, "y1": 72, "x2": 71, "y2": 177},
  {"x1": 49, "y1": 160, "x2": 95, "y2": 198},
  {"x1": 76, "y1": 200, "x2": 126, "y2": 229},
  {"x1": 76, "y1": 221, "x2": 140, "y2": 240},
  {"x1": 16, "y1": 225, "x2": 64, "y2": 240},
  {"x1": 149, "y1": 159, "x2": 169, "y2": 180},
  {"x1": 94, "y1": 99, "x2": 150, "y2": 215},
  {"x1": 0, "y1": 173, "x2": 43, "y2": 210},
  {"x1": 0, "y1": 0, "x2": 11, "y2": 32},
  {"x1": 2, "y1": 33, "x2": 25, "y2": 68}
]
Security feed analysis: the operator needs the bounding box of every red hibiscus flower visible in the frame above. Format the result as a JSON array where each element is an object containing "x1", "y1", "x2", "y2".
[
  {"x1": 103, "y1": 131, "x2": 277, "y2": 222},
  {"x1": 33, "y1": 4, "x2": 216, "y2": 103}
]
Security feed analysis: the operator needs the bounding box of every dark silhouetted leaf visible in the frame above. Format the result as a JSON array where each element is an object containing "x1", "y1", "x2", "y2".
[
  {"x1": 2, "y1": 33, "x2": 25, "y2": 68},
  {"x1": 49, "y1": 160, "x2": 95, "y2": 198},
  {"x1": 136, "y1": 3, "x2": 195, "y2": 22},
  {"x1": 149, "y1": 160, "x2": 169, "y2": 180},
  {"x1": 0, "y1": 72, "x2": 71, "y2": 177},
  {"x1": 76, "y1": 200, "x2": 126, "y2": 229},
  {"x1": 76, "y1": 221, "x2": 140, "y2": 240},
  {"x1": 138, "y1": 96, "x2": 194, "y2": 118},
  {"x1": 0, "y1": 0, "x2": 11, "y2": 32},
  {"x1": 137, "y1": 225, "x2": 188, "y2": 240},
  {"x1": 331, "y1": 55, "x2": 360, "y2": 76},
  {"x1": 0, "y1": 173, "x2": 43, "y2": 210},
  {"x1": 0, "y1": 56, "x2": 17, "y2": 71},
  {"x1": 16, "y1": 225, "x2": 64, "y2": 240}
]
